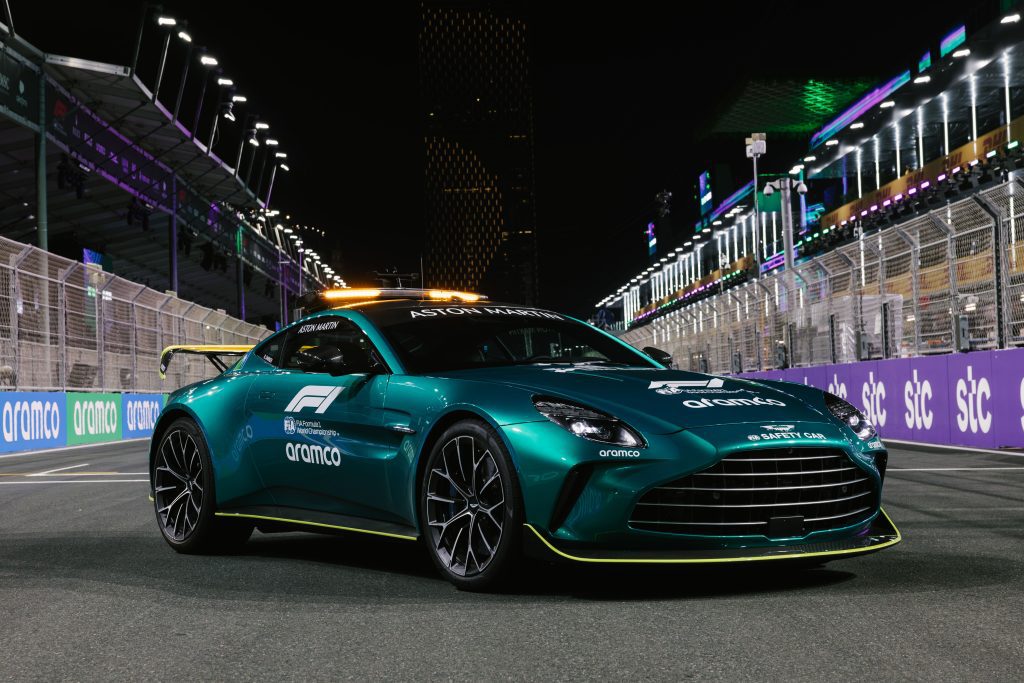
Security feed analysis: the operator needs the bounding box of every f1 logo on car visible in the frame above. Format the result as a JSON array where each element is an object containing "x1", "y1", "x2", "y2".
[
  {"x1": 284, "y1": 386, "x2": 343, "y2": 414},
  {"x1": 648, "y1": 378, "x2": 724, "y2": 395}
]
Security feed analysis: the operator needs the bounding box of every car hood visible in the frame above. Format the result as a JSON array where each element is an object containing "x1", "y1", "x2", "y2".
[{"x1": 428, "y1": 365, "x2": 832, "y2": 434}]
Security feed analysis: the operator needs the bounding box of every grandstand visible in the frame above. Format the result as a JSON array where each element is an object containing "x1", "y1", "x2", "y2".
[
  {"x1": 0, "y1": 8, "x2": 351, "y2": 396},
  {"x1": 0, "y1": 10, "x2": 339, "y2": 333},
  {"x1": 597, "y1": 6, "x2": 1024, "y2": 375}
]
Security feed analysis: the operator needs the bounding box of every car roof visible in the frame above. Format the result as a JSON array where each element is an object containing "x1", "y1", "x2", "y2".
[{"x1": 298, "y1": 298, "x2": 570, "y2": 327}]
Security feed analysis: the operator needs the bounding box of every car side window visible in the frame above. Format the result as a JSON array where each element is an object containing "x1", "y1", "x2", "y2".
[
  {"x1": 279, "y1": 317, "x2": 382, "y2": 373},
  {"x1": 252, "y1": 334, "x2": 285, "y2": 367}
]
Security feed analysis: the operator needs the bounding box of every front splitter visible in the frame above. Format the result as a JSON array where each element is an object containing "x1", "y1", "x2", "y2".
[{"x1": 524, "y1": 508, "x2": 900, "y2": 564}]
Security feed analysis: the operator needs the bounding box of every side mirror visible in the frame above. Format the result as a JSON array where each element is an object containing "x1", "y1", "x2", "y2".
[
  {"x1": 642, "y1": 346, "x2": 673, "y2": 368},
  {"x1": 294, "y1": 345, "x2": 349, "y2": 376}
]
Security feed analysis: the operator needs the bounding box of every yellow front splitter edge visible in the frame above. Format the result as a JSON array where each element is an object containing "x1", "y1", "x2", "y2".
[{"x1": 524, "y1": 508, "x2": 901, "y2": 565}]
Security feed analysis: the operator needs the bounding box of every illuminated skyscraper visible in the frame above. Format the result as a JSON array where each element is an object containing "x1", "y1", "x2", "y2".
[{"x1": 419, "y1": 1, "x2": 538, "y2": 304}]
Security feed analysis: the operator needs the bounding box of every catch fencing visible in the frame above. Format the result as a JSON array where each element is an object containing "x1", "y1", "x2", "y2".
[
  {"x1": 0, "y1": 236, "x2": 270, "y2": 394},
  {"x1": 620, "y1": 181, "x2": 1024, "y2": 374}
]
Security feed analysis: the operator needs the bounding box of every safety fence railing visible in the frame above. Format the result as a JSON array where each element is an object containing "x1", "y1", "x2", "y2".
[
  {"x1": 618, "y1": 181, "x2": 1024, "y2": 373},
  {"x1": 0, "y1": 236, "x2": 270, "y2": 394}
]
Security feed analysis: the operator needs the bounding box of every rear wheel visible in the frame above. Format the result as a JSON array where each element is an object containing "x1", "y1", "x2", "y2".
[
  {"x1": 420, "y1": 419, "x2": 522, "y2": 591},
  {"x1": 153, "y1": 418, "x2": 252, "y2": 553}
]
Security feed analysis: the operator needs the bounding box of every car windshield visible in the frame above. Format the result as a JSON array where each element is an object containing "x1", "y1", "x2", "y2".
[{"x1": 374, "y1": 308, "x2": 655, "y2": 373}]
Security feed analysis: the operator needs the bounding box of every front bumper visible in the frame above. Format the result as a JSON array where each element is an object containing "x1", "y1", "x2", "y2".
[
  {"x1": 503, "y1": 419, "x2": 892, "y2": 554},
  {"x1": 523, "y1": 508, "x2": 900, "y2": 564}
]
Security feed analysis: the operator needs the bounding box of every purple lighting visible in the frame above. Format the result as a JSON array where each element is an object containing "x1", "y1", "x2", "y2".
[
  {"x1": 810, "y1": 70, "x2": 912, "y2": 150},
  {"x1": 940, "y1": 25, "x2": 966, "y2": 58}
]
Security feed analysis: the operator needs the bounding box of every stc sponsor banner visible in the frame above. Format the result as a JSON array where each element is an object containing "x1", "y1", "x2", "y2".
[
  {"x1": 67, "y1": 393, "x2": 122, "y2": 446},
  {"x1": 944, "y1": 353, "x2": 994, "y2": 449},
  {"x1": 0, "y1": 392, "x2": 66, "y2": 454},
  {"x1": 122, "y1": 393, "x2": 166, "y2": 439},
  {"x1": 735, "y1": 347, "x2": 1024, "y2": 448}
]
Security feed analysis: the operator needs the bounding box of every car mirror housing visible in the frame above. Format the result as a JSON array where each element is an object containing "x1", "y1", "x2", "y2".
[{"x1": 642, "y1": 346, "x2": 673, "y2": 368}]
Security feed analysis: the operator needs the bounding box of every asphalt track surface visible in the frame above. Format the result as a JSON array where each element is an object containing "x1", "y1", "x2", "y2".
[{"x1": 1, "y1": 440, "x2": 1023, "y2": 681}]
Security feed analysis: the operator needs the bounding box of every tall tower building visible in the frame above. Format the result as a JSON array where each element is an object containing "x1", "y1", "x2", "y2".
[{"x1": 419, "y1": 1, "x2": 539, "y2": 305}]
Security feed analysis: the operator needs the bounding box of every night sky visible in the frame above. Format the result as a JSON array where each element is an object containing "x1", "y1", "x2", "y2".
[{"x1": 16, "y1": 0, "x2": 979, "y2": 316}]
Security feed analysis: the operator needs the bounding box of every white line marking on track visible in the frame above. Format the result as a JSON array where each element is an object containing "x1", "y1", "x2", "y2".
[
  {"x1": 0, "y1": 438, "x2": 149, "y2": 459},
  {"x1": 889, "y1": 467, "x2": 1024, "y2": 472},
  {"x1": 884, "y1": 439, "x2": 1024, "y2": 457},
  {"x1": 27, "y1": 463, "x2": 90, "y2": 477},
  {"x1": 0, "y1": 479, "x2": 148, "y2": 484}
]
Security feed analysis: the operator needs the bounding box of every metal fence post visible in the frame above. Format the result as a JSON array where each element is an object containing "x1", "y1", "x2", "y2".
[
  {"x1": 57, "y1": 266, "x2": 75, "y2": 391},
  {"x1": 9, "y1": 254, "x2": 20, "y2": 390},
  {"x1": 893, "y1": 225, "x2": 921, "y2": 356},
  {"x1": 130, "y1": 287, "x2": 147, "y2": 391},
  {"x1": 10, "y1": 246, "x2": 33, "y2": 390},
  {"x1": 974, "y1": 193, "x2": 1009, "y2": 349},
  {"x1": 930, "y1": 212, "x2": 960, "y2": 350}
]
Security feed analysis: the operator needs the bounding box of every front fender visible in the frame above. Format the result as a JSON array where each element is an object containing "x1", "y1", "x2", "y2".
[{"x1": 382, "y1": 375, "x2": 541, "y2": 530}]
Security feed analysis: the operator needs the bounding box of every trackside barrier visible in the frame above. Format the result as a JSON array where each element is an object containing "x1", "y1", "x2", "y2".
[
  {"x1": 0, "y1": 235, "x2": 270, "y2": 394},
  {"x1": 734, "y1": 347, "x2": 1024, "y2": 449},
  {"x1": 0, "y1": 391, "x2": 166, "y2": 454}
]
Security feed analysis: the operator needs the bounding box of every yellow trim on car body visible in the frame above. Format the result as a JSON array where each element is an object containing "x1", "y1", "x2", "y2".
[{"x1": 523, "y1": 508, "x2": 901, "y2": 564}]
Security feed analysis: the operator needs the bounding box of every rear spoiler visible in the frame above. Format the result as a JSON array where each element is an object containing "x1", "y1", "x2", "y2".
[{"x1": 159, "y1": 345, "x2": 254, "y2": 379}]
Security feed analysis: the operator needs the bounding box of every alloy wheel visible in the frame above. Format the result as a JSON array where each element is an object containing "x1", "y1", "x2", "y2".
[
  {"x1": 425, "y1": 434, "x2": 505, "y2": 577},
  {"x1": 154, "y1": 428, "x2": 205, "y2": 542}
]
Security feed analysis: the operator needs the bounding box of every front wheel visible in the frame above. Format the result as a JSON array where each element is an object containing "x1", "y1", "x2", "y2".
[
  {"x1": 420, "y1": 419, "x2": 523, "y2": 591},
  {"x1": 153, "y1": 417, "x2": 252, "y2": 554}
]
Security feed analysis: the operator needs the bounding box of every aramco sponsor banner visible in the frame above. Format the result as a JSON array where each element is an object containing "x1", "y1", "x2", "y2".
[
  {"x1": 67, "y1": 393, "x2": 122, "y2": 446},
  {"x1": 736, "y1": 347, "x2": 1024, "y2": 449},
  {"x1": 122, "y1": 393, "x2": 165, "y2": 439},
  {"x1": 0, "y1": 391, "x2": 168, "y2": 454},
  {"x1": 0, "y1": 392, "x2": 65, "y2": 454}
]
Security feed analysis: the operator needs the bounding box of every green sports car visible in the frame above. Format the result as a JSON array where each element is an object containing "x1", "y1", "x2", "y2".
[{"x1": 149, "y1": 289, "x2": 899, "y2": 590}]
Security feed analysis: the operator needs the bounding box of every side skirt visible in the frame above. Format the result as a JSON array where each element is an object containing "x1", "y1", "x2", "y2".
[
  {"x1": 524, "y1": 508, "x2": 901, "y2": 564},
  {"x1": 215, "y1": 505, "x2": 419, "y2": 541}
]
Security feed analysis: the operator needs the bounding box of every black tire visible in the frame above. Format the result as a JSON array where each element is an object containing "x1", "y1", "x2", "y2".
[
  {"x1": 419, "y1": 419, "x2": 523, "y2": 591},
  {"x1": 152, "y1": 417, "x2": 253, "y2": 554}
]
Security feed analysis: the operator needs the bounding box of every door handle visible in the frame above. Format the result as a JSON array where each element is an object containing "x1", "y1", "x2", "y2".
[{"x1": 259, "y1": 391, "x2": 276, "y2": 399}]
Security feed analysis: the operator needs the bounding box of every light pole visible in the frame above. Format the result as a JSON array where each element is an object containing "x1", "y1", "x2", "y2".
[
  {"x1": 264, "y1": 153, "x2": 288, "y2": 209},
  {"x1": 205, "y1": 77, "x2": 234, "y2": 152},
  {"x1": 746, "y1": 133, "x2": 766, "y2": 276},
  {"x1": 762, "y1": 177, "x2": 808, "y2": 291},
  {"x1": 233, "y1": 113, "x2": 256, "y2": 177}
]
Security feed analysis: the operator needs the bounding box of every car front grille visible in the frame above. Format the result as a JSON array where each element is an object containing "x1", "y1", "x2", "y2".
[{"x1": 629, "y1": 447, "x2": 877, "y2": 537}]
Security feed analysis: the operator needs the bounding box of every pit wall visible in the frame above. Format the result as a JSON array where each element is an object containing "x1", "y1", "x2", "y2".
[
  {"x1": 0, "y1": 392, "x2": 166, "y2": 454},
  {"x1": 735, "y1": 347, "x2": 1024, "y2": 449}
]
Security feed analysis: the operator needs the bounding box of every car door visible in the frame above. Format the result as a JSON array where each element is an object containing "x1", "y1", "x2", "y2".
[{"x1": 244, "y1": 315, "x2": 404, "y2": 520}]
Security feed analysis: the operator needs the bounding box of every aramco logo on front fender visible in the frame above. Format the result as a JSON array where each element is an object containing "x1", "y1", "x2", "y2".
[{"x1": 681, "y1": 397, "x2": 786, "y2": 409}]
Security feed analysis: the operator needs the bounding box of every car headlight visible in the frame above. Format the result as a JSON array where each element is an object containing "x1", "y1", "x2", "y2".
[
  {"x1": 532, "y1": 396, "x2": 645, "y2": 447},
  {"x1": 824, "y1": 392, "x2": 876, "y2": 441}
]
